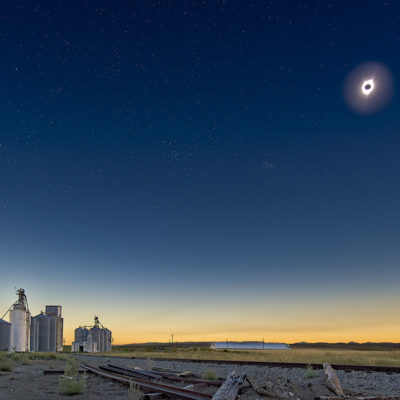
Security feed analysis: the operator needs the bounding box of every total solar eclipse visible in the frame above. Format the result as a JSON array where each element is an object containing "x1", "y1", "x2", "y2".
[
  {"x1": 361, "y1": 79, "x2": 374, "y2": 96},
  {"x1": 344, "y1": 62, "x2": 393, "y2": 114}
]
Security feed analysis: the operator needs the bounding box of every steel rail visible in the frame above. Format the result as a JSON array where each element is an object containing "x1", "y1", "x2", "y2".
[
  {"x1": 103, "y1": 364, "x2": 160, "y2": 380},
  {"x1": 82, "y1": 364, "x2": 212, "y2": 400},
  {"x1": 107, "y1": 363, "x2": 224, "y2": 386},
  {"x1": 316, "y1": 397, "x2": 400, "y2": 400}
]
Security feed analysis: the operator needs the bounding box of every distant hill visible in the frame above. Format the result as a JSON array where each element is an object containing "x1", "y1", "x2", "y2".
[
  {"x1": 290, "y1": 342, "x2": 400, "y2": 351},
  {"x1": 118, "y1": 341, "x2": 213, "y2": 348},
  {"x1": 116, "y1": 341, "x2": 400, "y2": 351}
]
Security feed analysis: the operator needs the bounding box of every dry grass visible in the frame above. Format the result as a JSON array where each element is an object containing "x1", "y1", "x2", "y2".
[
  {"x1": 94, "y1": 348, "x2": 400, "y2": 367},
  {"x1": 0, "y1": 360, "x2": 14, "y2": 372},
  {"x1": 304, "y1": 364, "x2": 318, "y2": 379},
  {"x1": 128, "y1": 382, "x2": 144, "y2": 400},
  {"x1": 59, "y1": 357, "x2": 86, "y2": 396},
  {"x1": 202, "y1": 368, "x2": 219, "y2": 380}
]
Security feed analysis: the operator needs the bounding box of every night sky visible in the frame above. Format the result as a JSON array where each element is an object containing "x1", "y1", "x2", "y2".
[{"x1": 1, "y1": 1, "x2": 400, "y2": 344}]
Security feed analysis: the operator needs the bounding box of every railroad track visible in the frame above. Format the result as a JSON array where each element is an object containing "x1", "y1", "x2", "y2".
[
  {"x1": 121, "y1": 356, "x2": 400, "y2": 374},
  {"x1": 82, "y1": 364, "x2": 212, "y2": 400},
  {"x1": 77, "y1": 354, "x2": 400, "y2": 374}
]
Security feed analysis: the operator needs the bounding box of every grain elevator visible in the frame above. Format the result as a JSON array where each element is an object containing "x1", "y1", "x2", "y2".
[
  {"x1": 1, "y1": 288, "x2": 63, "y2": 352},
  {"x1": 72, "y1": 316, "x2": 112, "y2": 353}
]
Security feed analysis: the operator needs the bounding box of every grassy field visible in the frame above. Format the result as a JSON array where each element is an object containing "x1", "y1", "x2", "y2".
[{"x1": 86, "y1": 347, "x2": 400, "y2": 367}]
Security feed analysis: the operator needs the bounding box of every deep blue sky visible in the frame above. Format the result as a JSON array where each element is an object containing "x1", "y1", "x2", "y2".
[{"x1": 1, "y1": 1, "x2": 400, "y2": 342}]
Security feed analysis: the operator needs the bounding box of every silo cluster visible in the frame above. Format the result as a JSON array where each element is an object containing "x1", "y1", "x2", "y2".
[
  {"x1": 1, "y1": 288, "x2": 63, "y2": 353},
  {"x1": 30, "y1": 308, "x2": 63, "y2": 352},
  {"x1": 71, "y1": 316, "x2": 112, "y2": 353}
]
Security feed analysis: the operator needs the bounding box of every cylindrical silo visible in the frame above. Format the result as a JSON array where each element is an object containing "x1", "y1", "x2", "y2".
[
  {"x1": 101, "y1": 329, "x2": 107, "y2": 352},
  {"x1": 74, "y1": 327, "x2": 88, "y2": 342},
  {"x1": 30, "y1": 317, "x2": 39, "y2": 352},
  {"x1": 55, "y1": 317, "x2": 63, "y2": 352},
  {"x1": 10, "y1": 309, "x2": 30, "y2": 352},
  {"x1": 49, "y1": 317, "x2": 56, "y2": 352},
  {"x1": 103, "y1": 329, "x2": 108, "y2": 352},
  {"x1": 34, "y1": 317, "x2": 39, "y2": 351},
  {"x1": 36, "y1": 313, "x2": 51, "y2": 352},
  {"x1": 0, "y1": 319, "x2": 11, "y2": 351},
  {"x1": 89, "y1": 327, "x2": 102, "y2": 353}
]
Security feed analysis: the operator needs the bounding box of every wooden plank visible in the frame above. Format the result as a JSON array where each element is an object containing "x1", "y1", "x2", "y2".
[
  {"x1": 323, "y1": 363, "x2": 344, "y2": 396},
  {"x1": 211, "y1": 371, "x2": 245, "y2": 400}
]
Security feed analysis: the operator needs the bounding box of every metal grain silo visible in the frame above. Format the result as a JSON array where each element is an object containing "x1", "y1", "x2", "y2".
[
  {"x1": 0, "y1": 319, "x2": 11, "y2": 351},
  {"x1": 89, "y1": 326, "x2": 102, "y2": 353},
  {"x1": 45, "y1": 306, "x2": 63, "y2": 352},
  {"x1": 49, "y1": 316, "x2": 57, "y2": 352},
  {"x1": 55, "y1": 317, "x2": 64, "y2": 352},
  {"x1": 74, "y1": 327, "x2": 88, "y2": 342},
  {"x1": 30, "y1": 317, "x2": 39, "y2": 352},
  {"x1": 101, "y1": 329, "x2": 107, "y2": 352},
  {"x1": 10, "y1": 309, "x2": 31, "y2": 352},
  {"x1": 9, "y1": 289, "x2": 31, "y2": 352},
  {"x1": 36, "y1": 313, "x2": 51, "y2": 352}
]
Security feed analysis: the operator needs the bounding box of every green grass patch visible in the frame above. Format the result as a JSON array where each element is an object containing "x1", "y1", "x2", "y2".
[
  {"x1": 304, "y1": 364, "x2": 318, "y2": 379},
  {"x1": 29, "y1": 352, "x2": 69, "y2": 361},
  {"x1": 202, "y1": 368, "x2": 218, "y2": 380},
  {"x1": 59, "y1": 377, "x2": 86, "y2": 396},
  {"x1": 0, "y1": 360, "x2": 14, "y2": 372}
]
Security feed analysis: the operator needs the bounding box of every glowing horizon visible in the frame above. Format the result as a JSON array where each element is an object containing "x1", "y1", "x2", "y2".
[{"x1": 3, "y1": 282, "x2": 398, "y2": 346}]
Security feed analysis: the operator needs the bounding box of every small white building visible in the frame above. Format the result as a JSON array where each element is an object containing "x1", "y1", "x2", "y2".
[
  {"x1": 71, "y1": 330, "x2": 98, "y2": 352},
  {"x1": 211, "y1": 341, "x2": 290, "y2": 350}
]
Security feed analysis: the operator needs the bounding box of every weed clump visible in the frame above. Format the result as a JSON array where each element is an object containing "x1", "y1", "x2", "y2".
[
  {"x1": 202, "y1": 368, "x2": 218, "y2": 380},
  {"x1": 0, "y1": 360, "x2": 14, "y2": 372},
  {"x1": 304, "y1": 364, "x2": 318, "y2": 379},
  {"x1": 128, "y1": 381, "x2": 144, "y2": 400},
  {"x1": 58, "y1": 358, "x2": 86, "y2": 396}
]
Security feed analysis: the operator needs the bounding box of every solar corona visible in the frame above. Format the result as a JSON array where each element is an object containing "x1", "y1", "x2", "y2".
[
  {"x1": 361, "y1": 79, "x2": 374, "y2": 96},
  {"x1": 344, "y1": 62, "x2": 394, "y2": 114}
]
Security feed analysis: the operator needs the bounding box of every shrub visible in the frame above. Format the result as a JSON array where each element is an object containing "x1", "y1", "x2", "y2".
[
  {"x1": 64, "y1": 358, "x2": 80, "y2": 377},
  {"x1": 202, "y1": 368, "x2": 218, "y2": 380},
  {"x1": 58, "y1": 357, "x2": 86, "y2": 396},
  {"x1": 59, "y1": 376, "x2": 86, "y2": 395},
  {"x1": 0, "y1": 360, "x2": 14, "y2": 372},
  {"x1": 304, "y1": 365, "x2": 318, "y2": 379}
]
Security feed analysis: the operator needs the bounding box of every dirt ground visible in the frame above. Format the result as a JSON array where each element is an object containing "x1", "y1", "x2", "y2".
[
  {"x1": 1, "y1": 354, "x2": 400, "y2": 399},
  {"x1": 0, "y1": 358, "x2": 131, "y2": 399}
]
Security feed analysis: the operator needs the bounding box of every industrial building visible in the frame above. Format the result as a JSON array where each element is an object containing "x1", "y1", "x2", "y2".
[
  {"x1": 210, "y1": 341, "x2": 290, "y2": 350},
  {"x1": 0, "y1": 288, "x2": 63, "y2": 352},
  {"x1": 71, "y1": 316, "x2": 112, "y2": 353}
]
